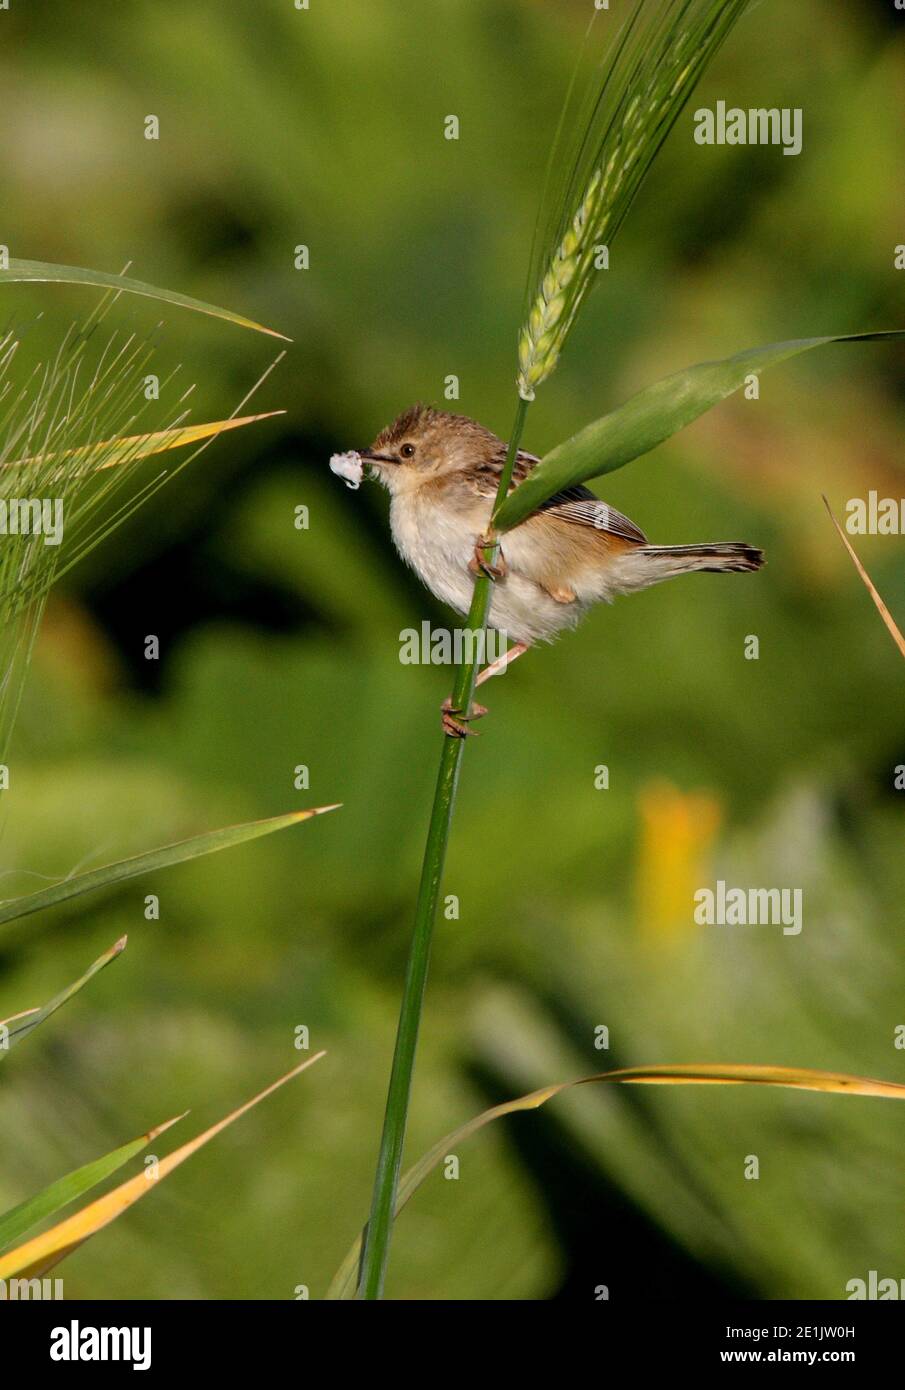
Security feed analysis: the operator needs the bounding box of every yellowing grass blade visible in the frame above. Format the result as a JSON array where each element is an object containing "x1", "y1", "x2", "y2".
[
  {"x1": 327, "y1": 1062, "x2": 905, "y2": 1298},
  {"x1": 0, "y1": 805, "x2": 341, "y2": 931},
  {"x1": 2, "y1": 412, "x2": 285, "y2": 473},
  {"x1": 0, "y1": 1114, "x2": 185, "y2": 1252},
  {"x1": 0, "y1": 259, "x2": 290, "y2": 340},
  {"x1": 0, "y1": 1054, "x2": 325, "y2": 1279},
  {"x1": 0, "y1": 936, "x2": 126, "y2": 1056},
  {"x1": 823, "y1": 496, "x2": 905, "y2": 662}
]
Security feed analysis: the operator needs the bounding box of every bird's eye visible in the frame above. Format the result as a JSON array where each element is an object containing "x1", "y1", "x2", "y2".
[{"x1": 400, "y1": 443, "x2": 415, "y2": 459}]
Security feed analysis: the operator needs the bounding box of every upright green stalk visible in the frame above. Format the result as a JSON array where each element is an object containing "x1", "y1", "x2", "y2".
[
  {"x1": 357, "y1": 396, "x2": 530, "y2": 1299},
  {"x1": 356, "y1": 0, "x2": 750, "y2": 1301}
]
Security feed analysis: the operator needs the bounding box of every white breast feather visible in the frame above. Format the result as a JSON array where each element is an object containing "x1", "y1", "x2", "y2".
[{"x1": 389, "y1": 491, "x2": 585, "y2": 645}]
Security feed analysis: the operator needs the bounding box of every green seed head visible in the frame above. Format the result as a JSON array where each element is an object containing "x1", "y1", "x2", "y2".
[{"x1": 516, "y1": 0, "x2": 750, "y2": 401}]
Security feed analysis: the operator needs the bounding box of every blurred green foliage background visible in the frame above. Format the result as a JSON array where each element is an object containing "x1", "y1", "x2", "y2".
[{"x1": 1, "y1": 0, "x2": 904, "y2": 1299}]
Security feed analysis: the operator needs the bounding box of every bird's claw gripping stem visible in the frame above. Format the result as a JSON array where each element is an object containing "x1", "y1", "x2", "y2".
[
  {"x1": 469, "y1": 533, "x2": 507, "y2": 582},
  {"x1": 441, "y1": 696, "x2": 488, "y2": 739}
]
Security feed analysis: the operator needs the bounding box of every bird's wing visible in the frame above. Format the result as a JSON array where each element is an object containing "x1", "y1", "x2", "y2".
[
  {"x1": 515, "y1": 453, "x2": 647, "y2": 544},
  {"x1": 471, "y1": 449, "x2": 647, "y2": 544},
  {"x1": 536, "y1": 484, "x2": 648, "y2": 544}
]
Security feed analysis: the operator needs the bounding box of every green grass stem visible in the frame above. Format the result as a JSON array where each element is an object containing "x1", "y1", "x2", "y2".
[{"x1": 357, "y1": 395, "x2": 530, "y2": 1299}]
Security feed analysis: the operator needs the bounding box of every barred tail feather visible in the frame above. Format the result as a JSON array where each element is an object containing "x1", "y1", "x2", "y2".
[{"x1": 639, "y1": 541, "x2": 765, "y2": 578}]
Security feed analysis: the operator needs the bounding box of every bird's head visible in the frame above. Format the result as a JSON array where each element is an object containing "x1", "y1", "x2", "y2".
[{"x1": 359, "y1": 405, "x2": 501, "y2": 494}]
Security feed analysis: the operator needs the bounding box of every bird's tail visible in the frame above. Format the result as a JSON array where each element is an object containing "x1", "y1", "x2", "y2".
[{"x1": 638, "y1": 542, "x2": 765, "y2": 580}]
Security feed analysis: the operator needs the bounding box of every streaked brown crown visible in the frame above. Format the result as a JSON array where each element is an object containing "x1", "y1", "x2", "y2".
[{"x1": 370, "y1": 404, "x2": 502, "y2": 464}]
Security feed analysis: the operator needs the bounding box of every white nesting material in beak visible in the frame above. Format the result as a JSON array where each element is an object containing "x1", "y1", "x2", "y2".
[{"x1": 329, "y1": 450, "x2": 365, "y2": 490}]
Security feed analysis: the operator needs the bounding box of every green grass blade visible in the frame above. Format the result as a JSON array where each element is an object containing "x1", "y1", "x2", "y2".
[
  {"x1": 0, "y1": 936, "x2": 126, "y2": 1056},
  {"x1": 0, "y1": 1113, "x2": 186, "y2": 1252},
  {"x1": 0, "y1": 1055, "x2": 325, "y2": 1279},
  {"x1": 0, "y1": 805, "x2": 340, "y2": 931},
  {"x1": 496, "y1": 330, "x2": 905, "y2": 530},
  {"x1": 0, "y1": 259, "x2": 290, "y2": 340},
  {"x1": 328, "y1": 1061, "x2": 905, "y2": 1298}
]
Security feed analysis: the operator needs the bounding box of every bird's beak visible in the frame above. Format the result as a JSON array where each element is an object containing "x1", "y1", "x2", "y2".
[{"x1": 358, "y1": 450, "x2": 397, "y2": 465}]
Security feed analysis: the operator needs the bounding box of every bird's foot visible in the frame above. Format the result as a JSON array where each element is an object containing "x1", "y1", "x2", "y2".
[
  {"x1": 469, "y1": 533, "x2": 508, "y2": 582},
  {"x1": 441, "y1": 696, "x2": 488, "y2": 739},
  {"x1": 474, "y1": 639, "x2": 530, "y2": 688}
]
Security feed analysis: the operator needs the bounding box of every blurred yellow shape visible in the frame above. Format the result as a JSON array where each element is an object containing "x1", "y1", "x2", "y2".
[{"x1": 635, "y1": 779, "x2": 722, "y2": 944}]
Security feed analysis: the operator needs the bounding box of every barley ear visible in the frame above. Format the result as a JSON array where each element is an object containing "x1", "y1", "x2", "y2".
[{"x1": 517, "y1": 0, "x2": 751, "y2": 400}]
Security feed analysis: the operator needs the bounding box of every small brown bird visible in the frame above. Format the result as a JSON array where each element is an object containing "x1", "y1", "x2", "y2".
[{"x1": 352, "y1": 404, "x2": 764, "y2": 736}]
